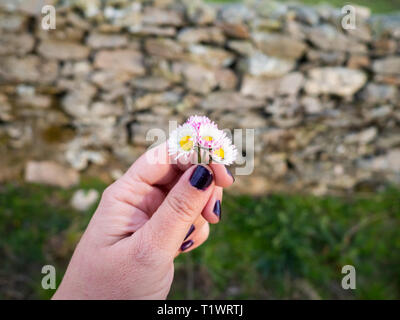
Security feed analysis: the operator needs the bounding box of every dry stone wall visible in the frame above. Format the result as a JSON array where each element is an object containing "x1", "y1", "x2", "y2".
[{"x1": 0, "y1": 0, "x2": 400, "y2": 195}]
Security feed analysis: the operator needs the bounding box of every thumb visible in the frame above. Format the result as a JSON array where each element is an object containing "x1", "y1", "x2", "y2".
[{"x1": 143, "y1": 165, "x2": 214, "y2": 257}]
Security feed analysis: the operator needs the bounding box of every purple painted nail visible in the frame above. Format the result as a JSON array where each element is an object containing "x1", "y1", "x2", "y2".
[
  {"x1": 190, "y1": 166, "x2": 213, "y2": 190},
  {"x1": 181, "y1": 240, "x2": 194, "y2": 251},
  {"x1": 213, "y1": 200, "x2": 222, "y2": 220},
  {"x1": 184, "y1": 224, "x2": 195, "y2": 240},
  {"x1": 226, "y1": 166, "x2": 235, "y2": 182}
]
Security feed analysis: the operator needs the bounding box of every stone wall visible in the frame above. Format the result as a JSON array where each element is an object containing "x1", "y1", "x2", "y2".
[{"x1": 0, "y1": 0, "x2": 399, "y2": 195}]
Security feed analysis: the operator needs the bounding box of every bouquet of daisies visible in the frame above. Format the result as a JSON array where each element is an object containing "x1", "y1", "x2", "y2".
[{"x1": 168, "y1": 115, "x2": 237, "y2": 166}]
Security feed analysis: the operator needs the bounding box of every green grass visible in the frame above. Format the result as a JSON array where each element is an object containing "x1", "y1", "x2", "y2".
[
  {"x1": 0, "y1": 181, "x2": 399, "y2": 299},
  {"x1": 206, "y1": 0, "x2": 400, "y2": 14}
]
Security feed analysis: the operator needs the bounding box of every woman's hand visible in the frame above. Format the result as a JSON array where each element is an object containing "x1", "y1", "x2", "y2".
[{"x1": 52, "y1": 142, "x2": 234, "y2": 300}]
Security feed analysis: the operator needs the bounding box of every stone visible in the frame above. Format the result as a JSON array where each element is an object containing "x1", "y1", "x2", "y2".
[
  {"x1": 131, "y1": 76, "x2": 172, "y2": 91},
  {"x1": 279, "y1": 72, "x2": 304, "y2": 96},
  {"x1": 0, "y1": 33, "x2": 34, "y2": 55},
  {"x1": 184, "y1": 0, "x2": 216, "y2": 25},
  {"x1": 201, "y1": 91, "x2": 265, "y2": 110},
  {"x1": 301, "y1": 96, "x2": 323, "y2": 114},
  {"x1": 220, "y1": 3, "x2": 255, "y2": 24},
  {"x1": 70, "y1": 189, "x2": 99, "y2": 211},
  {"x1": 0, "y1": 13, "x2": 27, "y2": 32},
  {"x1": 307, "y1": 50, "x2": 346, "y2": 66},
  {"x1": 61, "y1": 82, "x2": 97, "y2": 118},
  {"x1": 87, "y1": 33, "x2": 128, "y2": 49},
  {"x1": 16, "y1": 94, "x2": 52, "y2": 109},
  {"x1": 227, "y1": 41, "x2": 255, "y2": 56},
  {"x1": 305, "y1": 67, "x2": 367, "y2": 97},
  {"x1": 38, "y1": 40, "x2": 90, "y2": 61},
  {"x1": 372, "y1": 57, "x2": 400, "y2": 75},
  {"x1": 347, "y1": 55, "x2": 370, "y2": 69},
  {"x1": 241, "y1": 76, "x2": 279, "y2": 99},
  {"x1": 176, "y1": 63, "x2": 217, "y2": 95},
  {"x1": 252, "y1": 32, "x2": 307, "y2": 60},
  {"x1": 0, "y1": 55, "x2": 58, "y2": 84},
  {"x1": 215, "y1": 69, "x2": 238, "y2": 90},
  {"x1": 66, "y1": 142, "x2": 108, "y2": 170},
  {"x1": 129, "y1": 25, "x2": 176, "y2": 36},
  {"x1": 360, "y1": 83, "x2": 398, "y2": 105},
  {"x1": 307, "y1": 24, "x2": 367, "y2": 53},
  {"x1": 245, "y1": 51, "x2": 295, "y2": 77},
  {"x1": 188, "y1": 45, "x2": 235, "y2": 68},
  {"x1": 94, "y1": 49, "x2": 145, "y2": 75},
  {"x1": 25, "y1": 161, "x2": 79, "y2": 188},
  {"x1": 292, "y1": 5, "x2": 319, "y2": 26},
  {"x1": 71, "y1": 0, "x2": 101, "y2": 18},
  {"x1": 141, "y1": 7, "x2": 184, "y2": 26},
  {"x1": 91, "y1": 71, "x2": 132, "y2": 90},
  {"x1": 359, "y1": 149, "x2": 400, "y2": 172},
  {"x1": 134, "y1": 92, "x2": 181, "y2": 110},
  {"x1": 145, "y1": 38, "x2": 184, "y2": 59},
  {"x1": 218, "y1": 23, "x2": 250, "y2": 39},
  {"x1": 345, "y1": 127, "x2": 377, "y2": 144},
  {"x1": 177, "y1": 27, "x2": 225, "y2": 44}
]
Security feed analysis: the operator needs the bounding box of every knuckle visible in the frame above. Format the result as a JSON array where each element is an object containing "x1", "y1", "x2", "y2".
[{"x1": 166, "y1": 193, "x2": 197, "y2": 223}]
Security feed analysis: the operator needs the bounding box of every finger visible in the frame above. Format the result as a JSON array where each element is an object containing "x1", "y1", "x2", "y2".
[
  {"x1": 202, "y1": 186, "x2": 223, "y2": 224},
  {"x1": 209, "y1": 163, "x2": 235, "y2": 188},
  {"x1": 173, "y1": 216, "x2": 207, "y2": 258},
  {"x1": 180, "y1": 222, "x2": 210, "y2": 254},
  {"x1": 140, "y1": 165, "x2": 215, "y2": 257}
]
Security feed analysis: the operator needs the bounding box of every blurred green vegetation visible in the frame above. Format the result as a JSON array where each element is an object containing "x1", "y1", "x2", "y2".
[
  {"x1": 0, "y1": 180, "x2": 399, "y2": 299},
  {"x1": 206, "y1": 0, "x2": 400, "y2": 14}
]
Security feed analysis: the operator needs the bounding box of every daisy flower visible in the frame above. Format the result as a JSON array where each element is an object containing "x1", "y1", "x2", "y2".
[
  {"x1": 187, "y1": 115, "x2": 217, "y2": 132},
  {"x1": 168, "y1": 115, "x2": 237, "y2": 166},
  {"x1": 211, "y1": 137, "x2": 237, "y2": 165},
  {"x1": 168, "y1": 123, "x2": 197, "y2": 159},
  {"x1": 198, "y1": 123, "x2": 226, "y2": 149}
]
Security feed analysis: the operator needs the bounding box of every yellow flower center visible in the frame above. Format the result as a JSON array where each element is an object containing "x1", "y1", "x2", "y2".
[
  {"x1": 203, "y1": 136, "x2": 213, "y2": 141},
  {"x1": 179, "y1": 136, "x2": 193, "y2": 151},
  {"x1": 213, "y1": 147, "x2": 225, "y2": 159}
]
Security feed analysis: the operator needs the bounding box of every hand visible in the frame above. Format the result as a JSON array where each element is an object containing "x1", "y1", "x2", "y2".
[{"x1": 52, "y1": 142, "x2": 234, "y2": 299}]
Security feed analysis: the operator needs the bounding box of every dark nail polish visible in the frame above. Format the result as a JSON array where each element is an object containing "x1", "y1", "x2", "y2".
[
  {"x1": 213, "y1": 200, "x2": 222, "y2": 220},
  {"x1": 184, "y1": 224, "x2": 195, "y2": 240},
  {"x1": 190, "y1": 166, "x2": 213, "y2": 190},
  {"x1": 226, "y1": 167, "x2": 235, "y2": 182},
  {"x1": 181, "y1": 240, "x2": 194, "y2": 251}
]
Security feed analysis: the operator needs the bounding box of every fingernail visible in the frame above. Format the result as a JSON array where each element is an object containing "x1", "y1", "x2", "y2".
[
  {"x1": 181, "y1": 240, "x2": 194, "y2": 251},
  {"x1": 213, "y1": 200, "x2": 222, "y2": 220},
  {"x1": 190, "y1": 166, "x2": 213, "y2": 190},
  {"x1": 184, "y1": 224, "x2": 195, "y2": 240},
  {"x1": 226, "y1": 167, "x2": 235, "y2": 182}
]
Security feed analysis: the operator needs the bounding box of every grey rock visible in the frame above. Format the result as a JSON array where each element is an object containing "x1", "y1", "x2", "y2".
[
  {"x1": 252, "y1": 32, "x2": 307, "y2": 60},
  {"x1": 87, "y1": 33, "x2": 128, "y2": 49},
  {"x1": 38, "y1": 40, "x2": 90, "y2": 61},
  {"x1": 372, "y1": 57, "x2": 400, "y2": 75},
  {"x1": 201, "y1": 91, "x2": 265, "y2": 110},
  {"x1": 70, "y1": 189, "x2": 99, "y2": 211},
  {"x1": 188, "y1": 45, "x2": 235, "y2": 68},
  {"x1": 25, "y1": 161, "x2": 79, "y2": 188},
  {"x1": 131, "y1": 76, "x2": 172, "y2": 91},
  {"x1": 0, "y1": 33, "x2": 34, "y2": 55},
  {"x1": 94, "y1": 49, "x2": 145, "y2": 75},
  {"x1": 245, "y1": 51, "x2": 295, "y2": 77},
  {"x1": 145, "y1": 38, "x2": 184, "y2": 59},
  {"x1": 178, "y1": 27, "x2": 225, "y2": 44},
  {"x1": 360, "y1": 83, "x2": 398, "y2": 105},
  {"x1": 0, "y1": 55, "x2": 58, "y2": 83},
  {"x1": 141, "y1": 7, "x2": 184, "y2": 26},
  {"x1": 305, "y1": 67, "x2": 367, "y2": 97}
]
